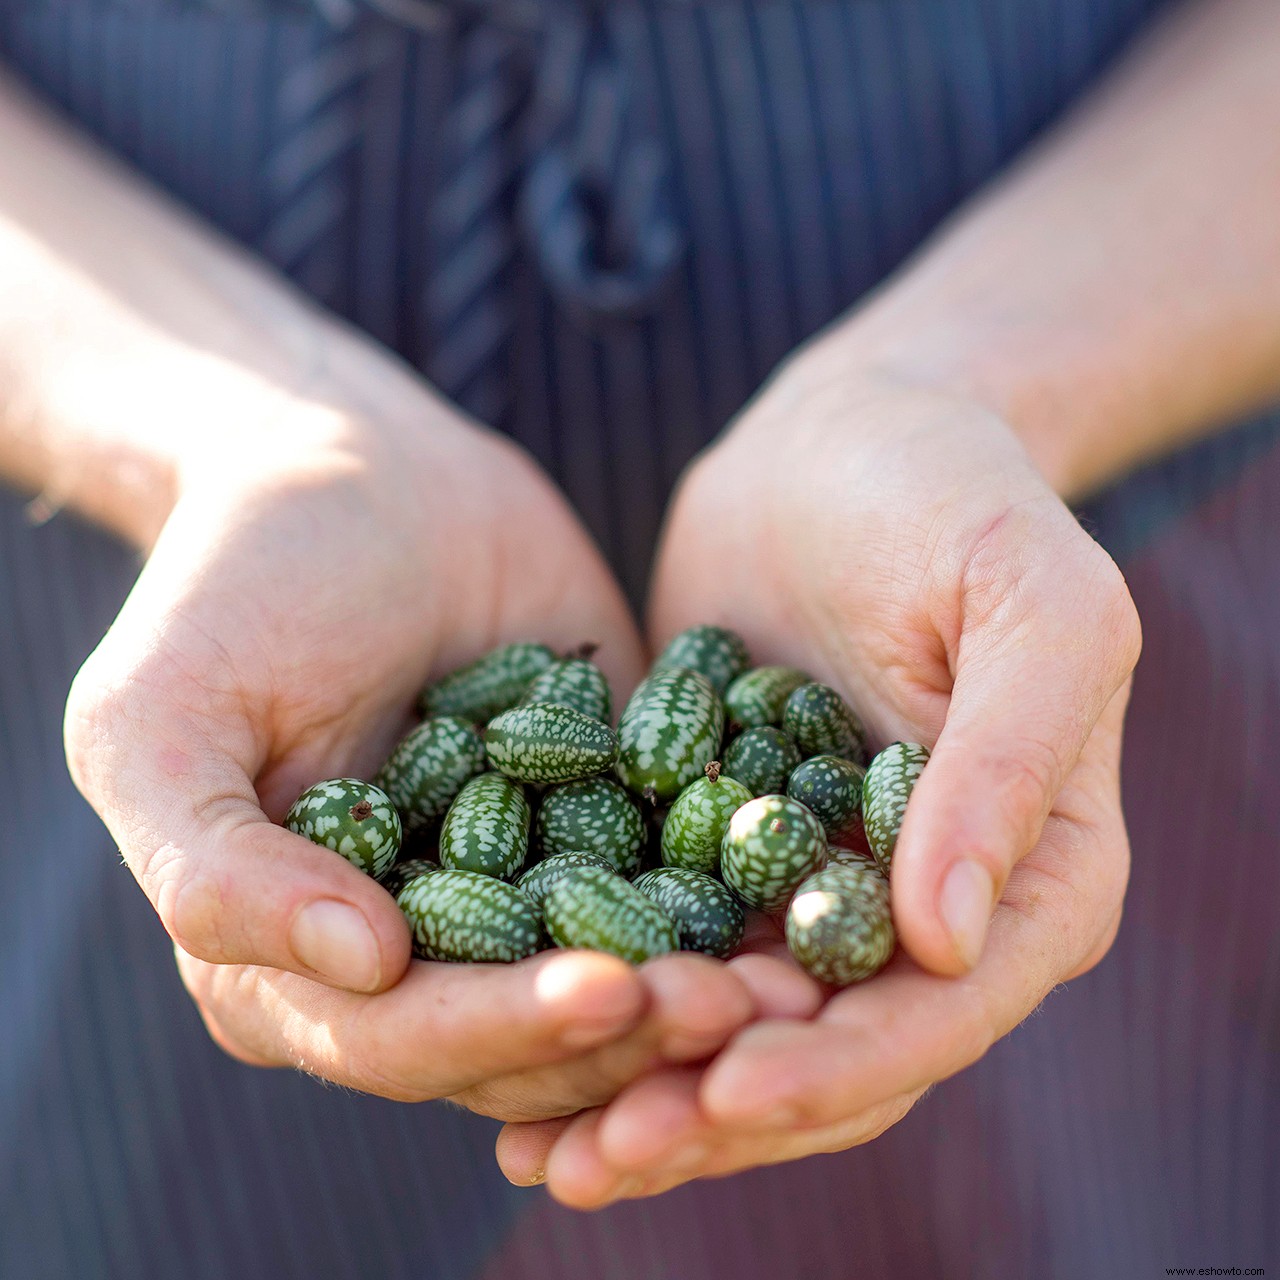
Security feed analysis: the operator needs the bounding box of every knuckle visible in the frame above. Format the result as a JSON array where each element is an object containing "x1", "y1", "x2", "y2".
[{"x1": 150, "y1": 850, "x2": 233, "y2": 961}]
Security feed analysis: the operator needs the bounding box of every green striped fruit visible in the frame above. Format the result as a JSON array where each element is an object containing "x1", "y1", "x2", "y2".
[
  {"x1": 615, "y1": 668, "x2": 725, "y2": 804},
  {"x1": 720, "y1": 794, "x2": 827, "y2": 913},
  {"x1": 517, "y1": 850, "x2": 617, "y2": 913},
  {"x1": 544, "y1": 866, "x2": 679, "y2": 963},
  {"x1": 438, "y1": 773, "x2": 531, "y2": 879},
  {"x1": 652, "y1": 624, "x2": 751, "y2": 695},
  {"x1": 660, "y1": 762, "x2": 753, "y2": 875},
  {"x1": 782, "y1": 682, "x2": 867, "y2": 762},
  {"x1": 520, "y1": 654, "x2": 611, "y2": 721},
  {"x1": 285, "y1": 778, "x2": 401, "y2": 878},
  {"x1": 397, "y1": 869, "x2": 543, "y2": 963},
  {"x1": 378, "y1": 857, "x2": 443, "y2": 897},
  {"x1": 723, "y1": 665, "x2": 810, "y2": 729},
  {"x1": 632, "y1": 868, "x2": 745, "y2": 958},
  {"x1": 721, "y1": 726, "x2": 801, "y2": 796},
  {"x1": 418, "y1": 641, "x2": 555, "y2": 722},
  {"x1": 535, "y1": 776, "x2": 647, "y2": 877},
  {"x1": 862, "y1": 742, "x2": 931, "y2": 873},
  {"x1": 787, "y1": 755, "x2": 866, "y2": 846},
  {"x1": 484, "y1": 702, "x2": 619, "y2": 784},
  {"x1": 374, "y1": 715, "x2": 485, "y2": 833},
  {"x1": 785, "y1": 863, "x2": 895, "y2": 985}
]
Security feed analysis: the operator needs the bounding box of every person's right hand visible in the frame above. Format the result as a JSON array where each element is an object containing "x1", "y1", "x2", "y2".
[{"x1": 64, "y1": 383, "x2": 812, "y2": 1123}]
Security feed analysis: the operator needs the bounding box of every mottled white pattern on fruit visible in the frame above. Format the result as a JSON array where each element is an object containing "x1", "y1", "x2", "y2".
[
  {"x1": 785, "y1": 863, "x2": 894, "y2": 985},
  {"x1": 397, "y1": 869, "x2": 542, "y2": 962},
  {"x1": 652, "y1": 625, "x2": 751, "y2": 695},
  {"x1": 284, "y1": 778, "x2": 402, "y2": 877},
  {"x1": 517, "y1": 850, "x2": 616, "y2": 912},
  {"x1": 720, "y1": 794, "x2": 827, "y2": 913},
  {"x1": 438, "y1": 773, "x2": 531, "y2": 879},
  {"x1": 862, "y1": 742, "x2": 931, "y2": 873},
  {"x1": 632, "y1": 868, "x2": 744, "y2": 957},
  {"x1": 419, "y1": 641, "x2": 555, "y2": 721},
  {"x1": 782, "y1": 683, "x2": 866, "y2": 762},
  {"x1": 536, "y1": 777, "x2": 646, "y2": 876},
  {"x1": 520, "y1": 659, "x2": 611, "y2": 721},
  {"x1": 787, "y1": 755, "x2": 866, "y2": 843},
  {"x1": 544, "y1": 866, "x2": 679, "y2": 963},
  {"x1": 723, "y1": 666, "x2": 810, "y2": 729},
  {"x1": 485, "y1": 703, "x2": 619, "y2": 784},
  {"x1": 721, "y1": 726, "x2": 801, "y2": 796},
  {"x1": 660, "y1": 773, "x2": 753, "y2": 874},
  {"x1": 616, "y1": 669, "x2": 724, "y2": 803},
  {"x1": 374, "y1": 716, "x2": 485, "y2": 832}
]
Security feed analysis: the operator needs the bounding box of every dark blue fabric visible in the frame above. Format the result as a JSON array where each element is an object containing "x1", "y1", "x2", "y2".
[{"x1": 3, "y1": 3, "x2": 1279, "y2": 1278}]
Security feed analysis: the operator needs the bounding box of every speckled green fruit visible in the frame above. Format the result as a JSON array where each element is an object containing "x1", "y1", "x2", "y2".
[
  {"x1": 615, "y1": 668, "x2": 725, "y2": 804},
  {"x1": 517, "y1": 850, "x2": 616, "y2": 913},
  {"x1": 285, "y1": 778, "x2": 401, "y2": 878},
  {"x1": 720, "y1": 794, "x2": 827, "y2": 913},
  {"x1": 782, "y1": 682, "x2": 866, "y2": 762},
  {"x1": 520, "y1": 654, "x2": 611, "y2": 721},
  {"x1": 723, "y1": 665, "x2": 810, "y2": 729},
  {"x1": 374, "y1": 716, "x2": 485, "y2": 833},
  {"x1": 862, "y1": 742, "x2": 931, "y2": 873},
  {"x1": 632, "y1": 868, "x2": 745, "y2": 958},
  {"x1": 397, "y1": 869, "x2": 542, "y2": 963},
  {"x1": 660, "y1": 763, "x2": 753, "y2": 875},
  {"x1": 484, "y1": 702, "x2": 619, "y2": 784},
  {"x1": 785, "y1": 863, "x2": 895, "y2": 985},
  {"x1": 544, "y1": 866, "x2": 679, "y2": 963},
  {"x1": 418, "y1": 641, "x2": 555, "y2": 722},
  {"x1": 787, "y1": 755, "x2": 866, "y2": 846},
  {"x1": 536, "y1": 776, "x2": 647, "y2": 877},
  {"x1": 378, "y1": 857, "x2": 443, "y2": 897},
  {"x1": 652, "y1": 625, "x2": 751, "y2": 695},
  {"x1": 721, "y1": 726, "x2": 801, "y2": 796},
  {"x1": 438, "y1": 772, "x2": 531, "y2": 879}
]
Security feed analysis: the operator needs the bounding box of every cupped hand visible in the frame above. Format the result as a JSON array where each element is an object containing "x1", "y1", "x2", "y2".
[
  {"x1": 497, "y1": 344, "x2": 1142, "y2": 1201},
  {"x1": 64, "y1": 389, "x2": 799, "y2": 1118}
]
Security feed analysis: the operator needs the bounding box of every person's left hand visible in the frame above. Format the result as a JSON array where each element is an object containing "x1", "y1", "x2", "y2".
[{"x1": 492, "y1": 340, "x2": 1141, "y2": 1204}]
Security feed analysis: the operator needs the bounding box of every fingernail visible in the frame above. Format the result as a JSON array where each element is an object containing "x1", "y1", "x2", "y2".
[
  {"x1": 527, "y1": 1168, "x2": 546, "y2": 1186},
  {"x1": 290, "y1": 900, "x2": 381, "y2": 991},
  {"x1": 939, "y1": 860, "x2": 996, "y2": 970}
]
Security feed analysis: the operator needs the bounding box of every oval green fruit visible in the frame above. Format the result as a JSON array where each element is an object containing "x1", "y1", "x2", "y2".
[
  {"x1": 721, "y1": 725, "x2": 801, "y2": 796},
  {"x1": 615, "y1": 668, "x2": 725, "y2": 804},
  {"x1": 782, "y1": 682, "x2": 866, "y2": 762},
  {"x1": 723, "y1": 665, "x2": 810, "y2": 729},
  {"x1": 720, "y1": 793, "x2": 827, "y2": 913},
  {"x1": 862, "y1": 742, "x2": 931, "y2": 873},
  {"x1": 374, "y1": 715, "x2": 485, "y2": 833},
  {"x1": 787, "y1": 754, "x2": 866, "y2": 846},
  {"x1": 520, "y1": 654, "x2": 611, "y2": 721},
  {"x1": 438, "y1": 772, "x2": 531, "y2": 879},
  {"x1": 536, "y1": 776, "x2": 647, "y2": 877},
  {"x1": 632, "y1": 867, "x2": 745, "y2": 958},
  {"x1": 285, "y1": 778, "x2": 401, "y2": 878},
  {"x1": 785, "y1": 863, "x2": 895, "y2": 985},
  {"x1": 378, "y1": 857, "x2": 443, "y2": 897},
  {"x1": 418, "y1": 641, "x2": 555, "y2": 722},
  {"x1": 397, "y1": 868, "x2": 542, "y2": 963},
  {"x1": 652, "y1": 624, "x2": 751, "y2": 695},
  {"x1": 660, "y1": 762, "x2": 754, "y2": 875},
  {"x1": 484, "y1": 702, "x2": 619, "y2": 785},
  {"x1": 544, "y1": 866, "x2": 679, "y2": 964},
  {"x1": 517, "y1": 850, "x2": 617, "y2": 914}
]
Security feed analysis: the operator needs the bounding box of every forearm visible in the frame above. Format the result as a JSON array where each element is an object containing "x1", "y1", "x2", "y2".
[
  {"x1": 827, "y1": 0, "x2": 1280, "y2": 499},
  {"x1": 0, "y1": 71, "x2": 447, "y2": 548}
]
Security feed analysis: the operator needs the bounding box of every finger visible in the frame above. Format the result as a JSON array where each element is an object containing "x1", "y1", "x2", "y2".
[
  {"x1": 495, "y1": 1115, "x2": 575, "y2": 1186},
  {"x1": 175, "y1": 945, "x2": 648, "y2": 1100},
  {"x1": 637, "y1": 952, "x2": 756, "y2": 1060},
  {"x1": 893, "y1": 521, "x2": 1140, "y2": 973}
]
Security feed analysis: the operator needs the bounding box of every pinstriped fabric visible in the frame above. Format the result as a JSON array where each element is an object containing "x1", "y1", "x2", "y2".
[{"x1": 2, "y1": 1, "x2": 1279, "y2": 1277}]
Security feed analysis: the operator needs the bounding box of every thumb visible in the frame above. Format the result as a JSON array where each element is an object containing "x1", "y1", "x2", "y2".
[
  {"x1": 890, "y1": 542, "x2": 1141, "y2": 976},
  {"x1": 65, "y1": 655, "x2": 411, "y2": 994}
]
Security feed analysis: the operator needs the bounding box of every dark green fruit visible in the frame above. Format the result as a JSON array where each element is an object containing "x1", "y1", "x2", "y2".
[
  {"x1": 787, "y1": 755, "x2": 866, "y2": 846},
  {"x1": 615, "y1": 668, "x2": 725, "y2": 804},
  {"x1": 517, "y1": 850, "x2": 616, "y2": 914},
  {"x1": 782, "y1": 682, "x2": 866, "y2": 762},
  {"x1": 520, "y1": 653, "x2": 611, "y2": 721},
  {"x1": 721, "y1": 726, "x2": 801, "y2": 796},
  {"x1": 660, "y1": 762, "x2": 753, "y2": 875},
  {"x1": 374, "y1": 715, "x2": 485, "y2": 833},
  {"x1": 720, "y1": 793, "x2": 827, "y2": 913},
  {"x1": 723, "y1": 665, "x2": 810, "y2": 729},
  {"x1": 544, "y1": 866, "x2": 679, "y2": 963},
  {"x1": 418, "y1": 641, "x2": 555, "y2": 722},
  {"x1": 378, "y1": 857, "x2": 442, "y2": 897},
  {"x1": 285, "y1": 778, "x2": 402, "y2": 878},
  {"x1": 651, "y1": 624, "x2": 750, "y2": 695},
  {"x1": 862, "y1": 742, "x2": 931, "y2": 873},
  {"x1": 785, "y1": 863, "x2": 894, "y2": 985},
  {"x1": 484, "y1": 702, "x2": 619, "y2": 784},
  {"x1": 536, "y1": 776, "x2": 647, "y2": 877},
  {"x1": 438, "y1": 773, "x2": 531, "y2": 879},
  {"x1": 632, "y1": 868, "x2": 745, "y2": 958},
  {"x1": 397, "y1": 869, "x2": 542, "y2": 963}
]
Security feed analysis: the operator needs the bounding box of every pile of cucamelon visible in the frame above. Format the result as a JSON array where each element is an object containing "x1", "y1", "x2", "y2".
[{"x1": 283, "y1": 627, "x2": 931, "y2": 987}]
